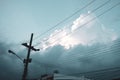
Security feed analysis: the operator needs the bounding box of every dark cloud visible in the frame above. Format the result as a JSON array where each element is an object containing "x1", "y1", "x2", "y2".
[
  {"x1": 0, "y1": 39, "x2": 120, "y2": 80},
  {"x1": 0, "y1": 42, "x2": 22, "y2": 80},
  {"x1": 30, "y1": 39, "x2": 120, "y2": 79}
]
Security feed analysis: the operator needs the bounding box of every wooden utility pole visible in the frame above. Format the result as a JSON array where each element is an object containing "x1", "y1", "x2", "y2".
[{"x1": 22, "y1": 33, "x2": 39, "y2": 80}]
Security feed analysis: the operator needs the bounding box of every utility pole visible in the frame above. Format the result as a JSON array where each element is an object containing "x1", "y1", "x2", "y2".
[{"x1": 22, "y1": 33, "x2": 39, "y2": 80}]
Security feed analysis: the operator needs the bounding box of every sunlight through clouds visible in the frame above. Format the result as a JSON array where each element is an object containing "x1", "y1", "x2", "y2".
[{"x1": 40, "y1": 12, "x2": 118, "y2": 50}]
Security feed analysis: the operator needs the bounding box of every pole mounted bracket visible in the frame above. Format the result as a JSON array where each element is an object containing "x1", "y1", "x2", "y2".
[{"x1": 23, "y1": 58, "x2": 32, "y2": 63}]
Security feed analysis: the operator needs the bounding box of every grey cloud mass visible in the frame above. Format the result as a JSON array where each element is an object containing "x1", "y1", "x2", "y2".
[{"x1": 0, "y1": 39, "x2": 120, "y2": 80}]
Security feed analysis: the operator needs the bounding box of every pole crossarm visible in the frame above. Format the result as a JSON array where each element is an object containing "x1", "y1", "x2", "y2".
[{"x1": 22, "y1": 43, "x2": 40, "y2": 51}]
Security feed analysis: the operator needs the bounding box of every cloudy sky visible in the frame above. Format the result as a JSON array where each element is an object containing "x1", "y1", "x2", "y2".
[{"x1": 0, "y1": 0, "x2": 120, "y2": 80}]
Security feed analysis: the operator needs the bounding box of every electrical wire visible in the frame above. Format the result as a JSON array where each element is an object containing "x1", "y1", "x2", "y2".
[
  {"x1": 69, "y1": 67, "x2": 120, "y2": 75},
  {"x1": 33, "y1": 0, "x2": 112, "y2": 47},
  {"x1": 16, "y1": 0, "x2": 95, "y2": 46},
  {"x1": 31, "y1": 67, "x2": 120, "y2": 79},
  {"x1": 58, "y1": 40, "x2": 120, "y2": 62},
  {"x1": 11, "y1": 0, "x2": 96, "y2": 52},
  {"x1": 58, "y1": 40, "x2": 120, "y2": 64},
  {"x1": 31, "y1": 39, "x2": 120, "y2": 74},
  {"x1": 32, "y1": 0, "x2": 96, "y2": 42},
  {"x1": 35, "y1": 0, "x2": 120, "y2": 50}
]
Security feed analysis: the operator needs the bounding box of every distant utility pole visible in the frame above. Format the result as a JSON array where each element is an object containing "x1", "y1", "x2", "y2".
[{"x1": 22, "y1": 33, "x2": 39, "y2": 80}]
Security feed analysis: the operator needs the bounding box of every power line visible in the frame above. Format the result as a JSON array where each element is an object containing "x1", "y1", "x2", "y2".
[
  {"x1": 12, "y1": 0, "x2": 96, "y2": 52},
  {"x1": 59, "y1": 39, "x2": 120, "y2": 62},
  {"x1": 36, "y1": 0, "x2": 119, "y2": 49},
  {"x1": 51, "y1": 67, "x2": 120, "y2": 78},
  {"x1": 32, "y1": 67, "x2": 120, "y2": 80},
  {"x1": 32, "y1": 0, "x2": 96, "y2": 41},
  {"x1": 32, "y1": 66, "x2": 120, "y2": 80},
  {"x1": 68, "y1": 67, "x2": 120, "y2": 75},
  {"x1": 12, "y1": 0, "x2": 120, "y2": 74},
  {"x1": 49, "y1": 40, "x2": 120, "y2": 65},
  {"x1": 31, "y1": 39, "x2": 120, "y2": 72},
  {"x1": 58, "y1": 41, "x2": 120, "y2": 64},
  {"x1": 33, "y1": 0, "x2": 112, "y2": 47}
]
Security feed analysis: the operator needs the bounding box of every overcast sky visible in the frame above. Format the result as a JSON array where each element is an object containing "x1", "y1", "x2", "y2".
[{"x1": 0, "y1": 0, "x2": 120, "y2": 80}]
